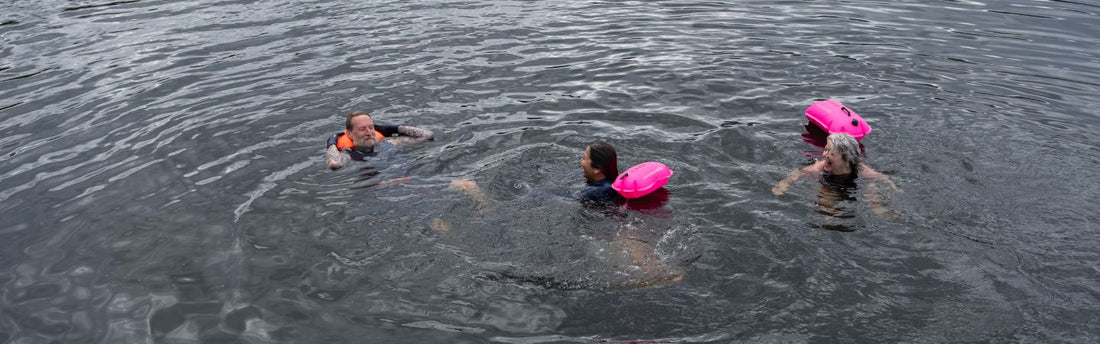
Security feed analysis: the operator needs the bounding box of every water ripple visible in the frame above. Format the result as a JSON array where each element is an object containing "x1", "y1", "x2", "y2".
[{"x1": 1, "y1": 0, "x2": 1099, "y2": 342}]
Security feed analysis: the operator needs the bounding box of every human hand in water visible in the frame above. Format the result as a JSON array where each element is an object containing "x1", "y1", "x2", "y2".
[
  {"x1": 449, "y1": 178, "x2": 479, "y2": 192},
  {"x1": 326, "y1": 146, "x2": 350, "y2": 170},
  {"x1": 771, "y1": 185, "x2": 786, "y2": 196},
  {"x1": 773, "y1": 168, "x2": 807, "y2": 196},
  {"x1": 449, "y1": 178, "x2": 490, "y2": 213}
]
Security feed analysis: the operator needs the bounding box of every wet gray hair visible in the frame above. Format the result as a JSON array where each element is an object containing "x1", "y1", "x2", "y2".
[{"x1": 826, "y1": 133, "x2": 861, "y2": 170}]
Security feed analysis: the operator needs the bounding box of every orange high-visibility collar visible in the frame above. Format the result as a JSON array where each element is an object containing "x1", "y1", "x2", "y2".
[{"x1": 335, "y1": 129, "x2": 386, "y2": 150}]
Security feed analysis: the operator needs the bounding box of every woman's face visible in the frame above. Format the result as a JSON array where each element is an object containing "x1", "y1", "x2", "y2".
[
  {"x1": 822, "y1": 142, "x2": 850, "y2": 175},
  {"x1": 580, "y1": 147, "x2": 599, "y2": 182}
]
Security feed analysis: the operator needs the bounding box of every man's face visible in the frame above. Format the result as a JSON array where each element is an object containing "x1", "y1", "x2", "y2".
[
  {"x1": 349, "y1": 115, "x2": 376, "y2": 147},
  {"x1": 580, "y1": 147, "x2": 600, "y2": 182}
]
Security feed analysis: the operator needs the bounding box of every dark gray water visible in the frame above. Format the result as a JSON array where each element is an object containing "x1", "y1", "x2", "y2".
[{"x1": 2, "y1": 0, "x2": 1099, "y2": 342}]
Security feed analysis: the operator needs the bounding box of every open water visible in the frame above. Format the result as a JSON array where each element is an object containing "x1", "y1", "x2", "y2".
[{"x1": 1, "y1": 0, "x2": 1098, "y2": 343}]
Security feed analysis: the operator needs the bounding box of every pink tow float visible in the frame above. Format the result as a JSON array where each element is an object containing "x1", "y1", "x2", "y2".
[
  {"x1": 805, "y1": 100, "x2": 872, "y2": 141},
  {"x1": 612, "y1": 162, "x2": 673, "y2": 199}
]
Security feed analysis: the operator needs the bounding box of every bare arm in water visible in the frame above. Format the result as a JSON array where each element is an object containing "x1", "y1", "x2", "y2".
[
  {"x1": 859, "y1": 165, "x2": 900, "y2": 191},
  {"x1": 448, "y1": 178, "x2": 490, "y2": 213},
  {"x1": 860, "y1": 165, "x2": 902, "y2": 218},
  {"x1": 386, "y1": 125, "x2": 435, "y2": 145},
  {"x1": 326, "y1": 145, "x2": 351, "y2": 170},
  {"x1": 773, "y1": 161, "x2": 825, "y2": 196},
  {"x1": 432, "y1": 178, "x2": 491, "y2": 237}
]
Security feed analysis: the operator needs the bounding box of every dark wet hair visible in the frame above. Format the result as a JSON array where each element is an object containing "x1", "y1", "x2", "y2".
[
  {"x1": 587, "y1": 141, "x2": 619, "y2": 180},
  {"x1": 345, "y1": 111, "x2": 372, "y2": 130}
]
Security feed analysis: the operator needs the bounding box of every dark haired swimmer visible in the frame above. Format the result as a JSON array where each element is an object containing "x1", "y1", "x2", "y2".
[
  {"x1": 325, "y1": 111, "x2": 434, "y2": 170},
  {"x1": 773, "y1": 132, "x2": 900, "y2": 217},
  {"x1": 443, "y1": 141, "x2": 682, "y2": 287},
  {"x1": 578, "y1": 141, "x2": 621, "y2": 204},
  {"x1": 449, "y1": 141, "x2": 624, "y2": 206}
]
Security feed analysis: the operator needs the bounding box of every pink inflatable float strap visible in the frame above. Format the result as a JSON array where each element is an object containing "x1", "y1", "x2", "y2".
[
  {"x1": 612, "y1": 162, "x2": 673, "y2": 199},
  {"x1": 805, "y1": 100, "x2": 872, "y2": 141}
]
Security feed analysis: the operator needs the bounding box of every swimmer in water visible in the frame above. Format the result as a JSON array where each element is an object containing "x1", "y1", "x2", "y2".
[
  {"x1": 578, "y1": 141, "x2": 622, "y2": 204},
  {"x1": 773, "y1": 132, "x2": 900, "y2": 217},
  {"x1": 443, "y1": 142, "x2": 683, "y2": 287},
  {"x1": 325, "y1": 111, "x2": 434, "y2": 170},
  {"x1": 448, "y1": 141, "x2": 623, "y2": 205}
]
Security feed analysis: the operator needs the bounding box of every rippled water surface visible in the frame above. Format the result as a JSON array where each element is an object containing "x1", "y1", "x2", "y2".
[{"x1": 2, "y1": 0, "x2": 1099, "y2": 342}]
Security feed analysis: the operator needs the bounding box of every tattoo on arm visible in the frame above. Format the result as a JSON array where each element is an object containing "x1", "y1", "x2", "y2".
[
  {"x1": 396, "y1": 125, "x2": 435, "y2": 141},
  {"x1": 326, "y1": 145, "x2": 350, "y2": 169}
]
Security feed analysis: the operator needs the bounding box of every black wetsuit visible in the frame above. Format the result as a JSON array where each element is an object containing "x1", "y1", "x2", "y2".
[
  {"x1": 822, "y1": 170, "x2": 858, "y2": 188},
  {"x1": 578, "y1": 179, "x2": 619, "y2": 204},
  {"x1": 326, "y1": 124, "x2": 400, "y2": 161}
]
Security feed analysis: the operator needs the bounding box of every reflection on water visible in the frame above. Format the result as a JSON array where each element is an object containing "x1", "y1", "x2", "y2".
[{"x1": 2, "y1": 0, "x2": 1100, "y2": 342}]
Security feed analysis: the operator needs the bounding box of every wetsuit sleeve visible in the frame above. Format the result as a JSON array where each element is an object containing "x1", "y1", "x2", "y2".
[
  {"x1": 326, "y1": 133, "x2": 340, "y2": 148},
  {"x1": 378, "y1": 124, "x2": 435, "y2": 144},
  {"x1": 374, "y1": 124, "x2": 401, "y2": 137},
  {"x1": 579, "y1": 187, "x2": 603, "y2": 203},
  {"x1": 578, "y1": 183, "x2": 618, "y2": 204}
]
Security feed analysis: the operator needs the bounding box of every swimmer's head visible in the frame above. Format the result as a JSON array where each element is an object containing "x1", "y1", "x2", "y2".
[
  {"x1": 582, "y1": 141, "x2": 618, "y2": 182},
  {"x1": 824, "y1": 133, "x2": 861, "y2": 174},
  {"x1": 345, "y1": 111, "x2": 373, "y2": 131},
  {"x1": 345, "y1": 111, "x2": 377, "y2": 150}
]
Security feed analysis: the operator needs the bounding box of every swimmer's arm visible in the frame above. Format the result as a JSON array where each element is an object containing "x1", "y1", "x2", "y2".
[
  {"x1": 353, "y1": 177, "x2": 413, "y2": 189},
  {"x1": 773, "y1": 161, "x2": 823, "y2": 195},
  {"x1": 865, "y1": 182, "x2": 896, "y2": 219},
  {"x1": 449, "y1": 178, "x2": 490, "y2": 213},
  {"x1": 861, "y1": 164, "x2": 901, "y2": 219},
  {"x1": 326, "y1": 145, "x2": 351, "y2": 170},
  {"x1": 860, "y1": 164, "x2": 901, "y2": 193},
  {"x1": 386, "y1": 125, "x2": 435, "y2": 145}
]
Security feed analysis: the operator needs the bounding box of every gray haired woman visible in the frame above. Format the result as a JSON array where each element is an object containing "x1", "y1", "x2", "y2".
[
  {"x1": 773, "y1": 133, "x2": 898, "y2": 203},
  {"x1": 817, "y1": 132, "x2": 863, "y2": 177}
]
